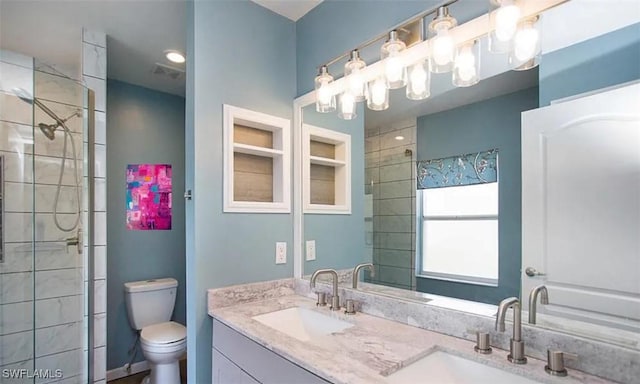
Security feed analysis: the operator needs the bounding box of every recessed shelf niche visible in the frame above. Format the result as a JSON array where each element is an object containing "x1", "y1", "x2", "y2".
[
  {"x1": 303, "y1": 124, "x2": 351, "y2": 214},
  {"x1": 223, "y1": 105, "x2": 291, "y2": 213}
]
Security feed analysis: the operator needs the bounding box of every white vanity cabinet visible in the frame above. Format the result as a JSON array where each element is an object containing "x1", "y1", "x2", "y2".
[{"x1": 212, "y1": 319, "x2": 331, "y2": 384}]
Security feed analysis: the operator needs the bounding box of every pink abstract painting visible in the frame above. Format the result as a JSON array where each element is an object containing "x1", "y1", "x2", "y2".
[{"x1": 126, "y1": 164, "x2": 172, "y2": 230}]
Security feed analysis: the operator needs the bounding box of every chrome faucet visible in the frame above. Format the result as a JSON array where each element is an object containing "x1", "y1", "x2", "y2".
[
  {"x1": 310, "y1": 269, "x2": 340, "y2": 311},
  {"x1": 352, "y1": 263, "x2": 374, "y2": 289},
  {"x1": 528, "y1": 285, "x2": 549, "y2": 324},
  {"x1": 495, "y1": 297, "x2": 527, "y2": 364}
]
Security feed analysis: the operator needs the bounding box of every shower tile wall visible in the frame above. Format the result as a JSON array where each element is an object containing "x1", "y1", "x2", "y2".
[
  {"x1": 82, "y1": 28, "x2": 108, "y2": 384},
  {"x1": 0, "y1": 51, "x2": 86, "y2": 382},
  {"x1": 365, "y1": 118, "x2": 417, "y2": 290}
]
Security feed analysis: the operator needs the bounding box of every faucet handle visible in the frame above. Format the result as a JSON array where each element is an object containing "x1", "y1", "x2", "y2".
[
  {"x1": 545, "y1": 350, "x2": 578, "y2": 376},
  {"x1": 474, "y1": 331, "x2": 492, "y2": 354},
  {"x1": 316, "y1": 292, "x2": 327, "y2": 306}
]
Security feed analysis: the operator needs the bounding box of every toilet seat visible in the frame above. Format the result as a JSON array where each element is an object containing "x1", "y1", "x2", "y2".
[{"x1": 141, "y1": 321, "x2": 186, "y2": 350}]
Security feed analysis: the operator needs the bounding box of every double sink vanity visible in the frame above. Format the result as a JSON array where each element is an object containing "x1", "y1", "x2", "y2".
[{"x1": 208, "y1": 273, "x2": 630, "y2": 384}]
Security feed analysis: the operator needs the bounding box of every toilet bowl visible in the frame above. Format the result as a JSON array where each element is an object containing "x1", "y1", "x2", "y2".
[{"x1": 140, "y1": 321, "x2": 186, "y2": 384}]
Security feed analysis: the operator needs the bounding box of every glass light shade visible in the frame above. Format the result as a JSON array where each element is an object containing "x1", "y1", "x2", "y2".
[
  {"x1": 366, "y1": 77, "x2": 389, "y2": 111},
  {"x1": 428, "y1": 9, "x2": 457, "y2": 74},
  {"x1": 509, "y1": 16, "x2": 541, "y2": 70},
  {"x1": 381, "y1": 31, "x2": 407, "y2": 89},
  {"x1": 314, "y1": 66, "x2": 336, "y2": 113},
  {"x1": 406, "y1": 61, "x2": 431, "y2": 100},
  {"x1": 488, "y1": 0, "x2": 521, "y2": 53},
  {"x1": 344, "y1": 50, "x2": 367, "y2": 102},
  {"x1": 453, "y1": 40, "x2": 480, "y2": 87},
  {"x1": 338, "y1": 92, "x2": 357, "y2": 120}
]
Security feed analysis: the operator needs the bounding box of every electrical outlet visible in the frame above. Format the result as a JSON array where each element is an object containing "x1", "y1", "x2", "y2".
[
  {"x1": 306, "y1": 240, "x2": 316, "y2": 261},
  {"x1": 275, "y1": 242, "x2": 287, "y2": 264}
]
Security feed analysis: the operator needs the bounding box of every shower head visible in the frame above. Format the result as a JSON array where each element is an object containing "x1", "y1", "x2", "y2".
[{"x1": 39, "y1": 123, "x2": 57, "y2": 140}]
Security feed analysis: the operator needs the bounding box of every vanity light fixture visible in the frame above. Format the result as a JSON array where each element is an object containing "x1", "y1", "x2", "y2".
[
  {"x1": 489, "y1": 0, "x2": 522, "y2": 53},
  {"x1": 310, "y1": 0, "x2": 565, "y2": 117},
  {"x1": 510, "y1": 16, "x2": 542, "y2": 70},
  {"x1": 429, "y1": 7, "x2": 458, "y2": 74},
  {"x1": 453, "y1": 39, "x2": 480, "y2": 87},
  {"x1": 315, "y1": 65, "x2": 336, "y2": 113},
  {"x1": 165, "y1": 50, "x2": 186, "y2": 64},
  {"x1": 381, "y1": 30, "x2": 408, "y2": 89},
  {"x1": 344, "y1": 50, "x2": 368, "y2": 102}
]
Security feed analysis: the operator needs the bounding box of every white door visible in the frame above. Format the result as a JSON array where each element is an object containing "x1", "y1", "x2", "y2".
[{"x1": 522, "y1": 82, "x2": 640, "y2": 331}]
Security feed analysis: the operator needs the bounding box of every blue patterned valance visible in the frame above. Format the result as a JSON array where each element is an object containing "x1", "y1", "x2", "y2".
[{"x1": 417, "y1": 149, "x2": 498, "y2": 189}]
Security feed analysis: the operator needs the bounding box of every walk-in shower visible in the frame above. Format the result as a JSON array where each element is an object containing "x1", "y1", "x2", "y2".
[{"x1": 0, "y1": 55, "x2": 96, "y2": 383}]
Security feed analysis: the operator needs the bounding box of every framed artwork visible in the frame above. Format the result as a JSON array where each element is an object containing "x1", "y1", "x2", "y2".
[{"x1": 126, "y1": 164, "x2": 172, "y2": 230}]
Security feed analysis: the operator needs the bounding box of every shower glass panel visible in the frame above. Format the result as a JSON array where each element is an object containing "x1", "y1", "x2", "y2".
[{"x1": 0, "y1": 54, "x2": 90, "y2": 383}]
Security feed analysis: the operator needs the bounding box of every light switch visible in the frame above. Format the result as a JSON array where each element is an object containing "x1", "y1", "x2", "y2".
[
  {"x1": 276, "y1": 242, "x2": 287, "y2": 264},
  {"x1": 306, "y1": 240, "x2": 316, "y2": 261}
]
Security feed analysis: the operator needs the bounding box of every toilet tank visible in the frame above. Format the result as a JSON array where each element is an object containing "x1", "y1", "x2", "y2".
[{"x1": 124, "y1": 278, "x2": 177, "y2": 330}]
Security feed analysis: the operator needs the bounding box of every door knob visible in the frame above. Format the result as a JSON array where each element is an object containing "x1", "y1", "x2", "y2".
[{"x1": 525, "y1": 267, "x2": 545, "y2": 277}]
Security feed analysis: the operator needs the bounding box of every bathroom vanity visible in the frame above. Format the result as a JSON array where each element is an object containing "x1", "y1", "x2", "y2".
[{"x1": 208, "y1": 279, "x2": 622, "y2": 384}]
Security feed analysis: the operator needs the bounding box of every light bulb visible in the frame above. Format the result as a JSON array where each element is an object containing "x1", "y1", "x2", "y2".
[
  {"x1": 409, "y1": 64, "x2": 427, "y2": 94},
  {"x1": 514, "y1": 25, "x2": 539, "y2": 61},
  {"x1": 455, "y1": 47, "x2": 476, "y2": 82},
  {"x1": 348, "y1": 69, "x2": 364, "y2": 97},
  {"x1": 495, "y1": 4, "x2": 520, "y2": 42},
  {"x1": 432, "y1": 28, "x2": 454, "y2": 66},
  {"x1": 371, "y1": 80, "x2": 386, "y2": 106},
  {"x1": 385, "y1": 57, "x2": 404, "y2": 83},
  {"x1": 317, "y1": 82, "x2": 332, "y2": 105},
  {"x1": 338, "y1": 92, "x2": 356, "y2": 120}
]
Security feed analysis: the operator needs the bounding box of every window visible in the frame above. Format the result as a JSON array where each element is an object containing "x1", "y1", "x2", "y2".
[{"x1": 417, "y1": 149, "x2": 499, "y2": 285}]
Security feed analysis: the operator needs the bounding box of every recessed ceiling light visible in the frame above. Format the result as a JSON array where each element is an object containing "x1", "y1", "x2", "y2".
[
  {"x1": 395, "y1": 135, "x2": 405, "y2": 141},
  {"x1": 165, "y1": 50, "x2": 185, "y2": 64}
]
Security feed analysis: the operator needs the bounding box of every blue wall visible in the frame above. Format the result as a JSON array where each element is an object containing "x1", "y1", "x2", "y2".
[
  {"x1": 106, "y1": 79, "x2": 186, "y2": 370},
  {"x1": 415, "y1": 87, "x2": 539, "y2": 304},
  {"x1": 539, "y1": 23, "x2": 640, "y2": 106},
  {"x1": 187, "y1": 2, "x2": 296, "y2": 382}
]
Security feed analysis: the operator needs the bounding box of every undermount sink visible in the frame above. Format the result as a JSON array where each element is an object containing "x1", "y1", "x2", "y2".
[
  {"x1": 385, "y1": 350, "x2": 543, "y2": 384},
  {"x1": 252, "y1": 307, "x2": 353, "y2": 342}
]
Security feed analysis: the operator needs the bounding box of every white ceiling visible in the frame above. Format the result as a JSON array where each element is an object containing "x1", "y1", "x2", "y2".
[
  {"x1": 251, "y1": 0, "x2": 322, "y2": 21},
  {"x1": 0, "y1": 0, "x2": 187, "y2": 96}
]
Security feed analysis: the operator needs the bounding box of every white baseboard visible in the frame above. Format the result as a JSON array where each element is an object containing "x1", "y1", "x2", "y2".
[{"x1": 106, "y1": 360, "x2": 149, "y2": 382}]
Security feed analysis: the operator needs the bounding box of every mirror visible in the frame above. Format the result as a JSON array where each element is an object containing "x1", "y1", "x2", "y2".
[{"x1": 296, "y1": 8, "x2": 640, "y2": 351}]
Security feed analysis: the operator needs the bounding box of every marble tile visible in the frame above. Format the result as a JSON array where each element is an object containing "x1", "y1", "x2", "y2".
[
  {"x1": 82, "y1": 30, "x2": 106, "y2": 48},
  {"x1": 34, "y1": 131, "x2": 84, "y2": 160},
  {"x1": 82, "y1": 43, "x2": 106, "y2": 80},
  {"x1": 35, "y1": 242, "x2": 81, "y2": 271},
  {"x1": 33, "y1": 213, "x2": 81, "y2": 242},
  {"x1": 1, "y1": 151, "x2": 34, "y2": 183},
  {"x1": 3, "y1": 212, "x2": 33, "y2": 242},
  {"x1": 94, "y1": 111, "x2": 106, "y2": 145},
  {"x1": 4, "y1": 182, "x2": 34, "y2": 213},
  {"x1": 35, "y1": 349, "x2": 82, "y2": 384},
  {"x1": 93, "y1": 246, "x2": 106, "y2": 280},
  {"x1": 83, "y1": 76, "x2": 105, "y2": 112},
  {"x1": 374, "y1": 215, "x2": 412, "y2": 233},
  {"x1": 384, "y1": 118, "x2": 417, "y2": 134},
  {"x1": 94, "y1": 144, "x2": 106, "y2": 178},
  {"x1": 0, "y1": 358, "x2": 34, "y2": 384},
  {"x1": 378, "y1": 180, "x2": 413, "y2": 199},
  {"x1": 374, "y1": 249, "x2": 413, "y2": 269},
  {"x1": 34, "y1": 184, "x2": 82, "y2": 214},
  {"x1": 93, "y1": 346, "x2": 106, "y2": 381},
  {"x1": 208, "y1": 278, "x2": 295, "y2": 309},
  {"x1": 0, "y1": 121, "x2": 33, "y2": 155},
  {"x1": 378, "y1": 144, "x2": 416, "y2": 166},
  {"x1": 0, "y1": 330, "x2": 33, "y2": 365},
  {"x1": 93, "y1": 212, "x2": 106, "y2": 246},
  {"x1": 365, "y1": 136, "x2": 380, "y2": 153},
  {"x1": 0, "y1": 49, "x2": 33, "y2": 68},
  {"x1": 365, "y1": 151, "x2": 380, "y2": 168},
  {"x1": 376, "y1": 265, "x2": 413, "y2": 287},
  {"x1": 380, "y1": 127, "x2": 416, "y2": 151},
  {"x1": 374, "y1": 232, "x2": 413, "y2": 251},
  {"x1": 376, "y1": 197, "x2": 413, "y2": 216},
  {"x1": 34, "y1": 60, "x2": 80, "y2": 83},
  {"x1": 35, "y1": 322, "x2": 83, "y2": 357},
  {"x1": 0, "y1": 62, "x2": 33, "y2": 96},
  {"x1": 0, "y1": 92, "x2": 33, "y2": 125},
  {"x1": 94, "y1": 313, "x2": 106, "y2": 348},
  {"x1": 94, "y1": 178, "x2": 106, "y2": 212},
  {"x1": 35, "y1": 99, "x2": 84, "y2": 134},
  {"x1": 0, "y1": 301, "x2": 33, "y2": 335},
  {"x1": 36, "y1": 295, "x2": 83, "y2": 329},
  {"x1": 34, "y1": 154, "x2": 82, "y2": 186},
  {"x1": 0, "y1": 243, "x2": 33, "y2": 274},
  {"x1": 0, "y1": 272, "x2": 34, "y2": 305},
  {"x1": 35, "y1": 269, "x2": 83, "y2": 300},
  {"x1": 35, "y1": 71, "x2": 84, "y2": 108},
  {"x1": 364, "y1": 167, "x2": 379, "y2": 185},
  {"x1": 380, "y1": 162, "x2": 413, "y2": 183},
  {"x1": 94, "y1": 279, "x2": 106, "y2": 314}
]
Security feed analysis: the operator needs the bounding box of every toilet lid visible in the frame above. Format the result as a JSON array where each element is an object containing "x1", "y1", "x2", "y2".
[{"x1": 141, "y1": 321, "x2": 186, "y2": 344}]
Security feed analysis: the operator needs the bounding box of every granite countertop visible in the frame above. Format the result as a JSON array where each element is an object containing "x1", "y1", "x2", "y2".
[{"x1": 209, "y1": 293, "x2": 613, "y2": 384}]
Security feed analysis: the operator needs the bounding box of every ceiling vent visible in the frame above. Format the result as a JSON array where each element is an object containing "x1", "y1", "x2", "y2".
[{"x1": 152, "y1": 63, "x2": 185, "y2": 80}]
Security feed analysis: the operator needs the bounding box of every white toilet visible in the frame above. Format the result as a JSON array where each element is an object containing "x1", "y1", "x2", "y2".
[{"x1": 124, "y1": 278, "x2": 186, "y2": 384}]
